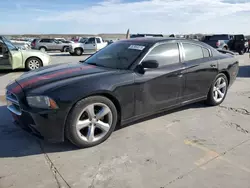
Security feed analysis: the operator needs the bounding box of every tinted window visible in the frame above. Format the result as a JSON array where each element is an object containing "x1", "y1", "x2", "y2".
[
  {"x1": 202, "y1": 48, "x2": 210, "y2": 57},
  {"x1": 96, "y1": 38, "x2": 101, "y2": 43},
  {"x1": 210, "y1": 35, "x2": 230, "y2": 40},
  {"x1": 40, "y1": 39, "x2": 51, "y2": 43},
  {"x1": 86, "y1": 38, "x2": 95, "y2": 44},
  {"x1": 183, "y1": 43, "x2": 203, "y2": 61},
  {"x1": 234, "y1": 35, "x2": 244, "y2": 40},
  {"x1": 143, "y1": 43, "x2": 180, "y2": 66},
  {"x1": 84, "y1": 42, "x2": 148, "y2": 69}
]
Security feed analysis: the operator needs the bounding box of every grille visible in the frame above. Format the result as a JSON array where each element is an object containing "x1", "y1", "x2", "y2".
[{"x1": 6, "y1": 90, "x2": 22, "y2": 116}]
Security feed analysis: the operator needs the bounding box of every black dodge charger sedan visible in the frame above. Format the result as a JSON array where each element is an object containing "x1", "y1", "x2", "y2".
[{"x1": 6, "y1": 38, "x2": 239, "y2": 148}]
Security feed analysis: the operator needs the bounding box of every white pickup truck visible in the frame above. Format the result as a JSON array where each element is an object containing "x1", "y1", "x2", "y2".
[{"x1": 68, "y1": 36, "x2": 108, "y2": 56}]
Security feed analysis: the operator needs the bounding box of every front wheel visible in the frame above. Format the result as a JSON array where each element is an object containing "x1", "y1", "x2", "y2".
[
  {"x1": 238, "y1": 48, "x2": 245, "y2": 55},
  {"x1": 74, "y1": 48, "x2": 83, "y2": 56},
  {"x1": 205, "y1": 73, "x2": 228, "y2": 106},
  {"x1": 66, "y1": 96, "x2": 118, "y2": 148},
  {"x1": 69, "y1": 52, "x2": 75, "y2": 56}
]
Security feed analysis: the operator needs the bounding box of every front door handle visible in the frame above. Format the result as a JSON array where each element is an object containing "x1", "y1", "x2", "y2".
[{"x1": 210, "y1": 64, "x2": 216, "y2": 68}]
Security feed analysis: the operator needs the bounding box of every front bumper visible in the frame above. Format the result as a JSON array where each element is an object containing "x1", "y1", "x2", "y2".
[
  {"x1": 9, "y1": 109, "x2": 66, "y2": 143},
  {"x1": 6, "y1": 89, "x2": 66, "y2": 143}
]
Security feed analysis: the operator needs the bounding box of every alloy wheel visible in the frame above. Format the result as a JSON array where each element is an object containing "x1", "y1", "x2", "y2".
[
  {"x1": 28, "y1": 59, "x2": 40, "y2": 70},
  {"x1": 76, "y1": 103, "x2": 113, "y2": 143},
  {"x1": 76, "y1": 49, "x2": 82, "y2": 55},
  {"x1": 213, "y1": 77, "x2": 227, "y2": 103}
]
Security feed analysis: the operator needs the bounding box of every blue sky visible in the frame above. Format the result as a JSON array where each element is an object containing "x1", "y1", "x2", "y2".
[{"x1": 0, "y1": 0, "x2": 250, "y2": 34}]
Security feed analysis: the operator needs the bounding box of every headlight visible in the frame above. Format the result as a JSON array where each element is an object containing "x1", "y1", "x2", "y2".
[{"x1": 26, "y1": 96, "x2": 58, "y2": 109}]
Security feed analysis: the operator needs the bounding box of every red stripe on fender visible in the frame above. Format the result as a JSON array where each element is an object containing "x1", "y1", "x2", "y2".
[{"x1": 11, "y1": 65, "x2": 94, "y2": 93}]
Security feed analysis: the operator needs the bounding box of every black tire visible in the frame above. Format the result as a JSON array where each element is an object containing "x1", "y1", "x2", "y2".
[
  {"x1": 25, "y1": 57, "x2": 42, "y2": 71},
  {"x1": 66, "y1": 96, "x2": 118, "y2": 148},
  {"x1": 69, "y1": 52, "x2": 75, "y2": 56},
  {"x1": 222, "y1": 46, "x2": 228, "y2": 50},
  {"x1": 39, "y1": 46, "x2": 47, "y2": 52},
  {"x1": 238, "y1": 48, "x2": 244, "y2": 55},
  {"x1": 205, "y1": 73, "x2": 228, "y2": 106},
  {"x1": 74, "y1": 48, "x2": 83, "y2": 56},
  {"x1": 62, "y1": 46, "x2": 69, "y2": 52}
]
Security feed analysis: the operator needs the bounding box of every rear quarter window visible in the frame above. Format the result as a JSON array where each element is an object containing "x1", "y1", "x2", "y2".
[{"x1": 202, "y1": 48, "x2": 210, "y2": 57}]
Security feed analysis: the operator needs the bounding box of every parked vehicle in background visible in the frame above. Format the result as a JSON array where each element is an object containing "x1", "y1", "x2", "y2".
[
  {"x1": 6, "y1": 38, "x2": 239, "y2": 148},
  {"x1": 0, "y1": 36, "x2": 51, "y2": 70},
  {"x1": 202, "y1": 34, "x2": 247, "y2": 55},
  {"x1": 244, "y1": 38, "x2": 249, "y2": 52},
  {"x1": 130, "y1": 34, "x2": 164, "y2": 38},
  {"x1": 202, "y1": 34, "x2": 232, "y2": 50},
  {"x1": 69, "y1": 36, "x2": 108, "y2": 56},
  {"x1": 31, "y1": 38, "x2": 70, "y2": 52},
  {"x1": 248, "y1": 39, "x2": 250, "y2": 52}
]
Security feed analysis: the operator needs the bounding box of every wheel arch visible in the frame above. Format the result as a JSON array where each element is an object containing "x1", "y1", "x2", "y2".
[
  {"x1": 74, "y1": 47, "x2": 84, "y2": 51},
  {"x1": 25, "y1": 56, "x2": 43, "y2": 67},
  {"x1": 39, "y1": 46, "x2": 47, "y2": 50},
  {"x1": 219, "y1": 70, "x2": 230, "y2": 84}
]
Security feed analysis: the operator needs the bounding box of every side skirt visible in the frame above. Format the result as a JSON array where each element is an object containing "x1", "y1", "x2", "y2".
[{"x1": 120, "y1": 96, "x2": 207, "y2": 126}]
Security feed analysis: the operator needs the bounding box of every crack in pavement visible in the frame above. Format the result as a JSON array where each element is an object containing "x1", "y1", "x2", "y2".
[
  {"x1": 219, "y1": 105, "x2": 250, "y2": 115},
  {"x1": 225, "y1": 122, "x2": 249, "y2": 134},
  {"x1": 88, "y1": 161, "x2": 102, "y2": 188},
  {"x1": 165, "y1": 138, "x2": 250, "y2": 187},
  {"x1": 37, "y1": 141, "x2": 71, "y2": 188}
]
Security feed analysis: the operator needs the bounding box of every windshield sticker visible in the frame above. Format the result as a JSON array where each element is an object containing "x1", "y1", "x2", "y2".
[{"x1": 128, "y1": 45, "x2": 145, "y2": 51}]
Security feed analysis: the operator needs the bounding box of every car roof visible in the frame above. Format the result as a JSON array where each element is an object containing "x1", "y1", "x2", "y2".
[{"x1": 120, "y1": 37, "x2": 205, "y2": 45}]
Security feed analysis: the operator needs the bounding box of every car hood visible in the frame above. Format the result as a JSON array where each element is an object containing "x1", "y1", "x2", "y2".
[{"x1": 13, "y1": 62, "x2": 115, "y2": 92}]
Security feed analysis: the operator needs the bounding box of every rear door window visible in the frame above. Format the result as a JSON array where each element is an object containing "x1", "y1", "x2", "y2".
[
  {"x1": 40, "y1": 39, "x2": 51, "y2": 43},
  {"x1": 182, "y1": 43, "x2": 203, "y2": 61}
]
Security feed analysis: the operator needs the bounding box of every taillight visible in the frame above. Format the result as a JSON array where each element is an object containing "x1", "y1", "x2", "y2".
[{"x1": 216, "y1": 41, "x2": 220, "y2": 47}]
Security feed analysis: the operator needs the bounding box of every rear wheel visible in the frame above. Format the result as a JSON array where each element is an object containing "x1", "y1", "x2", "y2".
[
  {"x1": 66, "y1": 96, "x2": 118, "y2": 148},
  {"x1": 238, "y1": 47, "x2": 245, "y2": 55},
  {"x1": 205, "y1": 73, "x2": 228, "y2": 106},
  {"x1": 25, "y1": 57, "x2": 42, "y2": 71}
]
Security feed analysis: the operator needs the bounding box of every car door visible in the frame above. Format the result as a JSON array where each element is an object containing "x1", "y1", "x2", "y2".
[
  {"x1": 134, "y1": 42, "x2": 185, "y2": 116},
  {"x1": 180, "y1": 42, "x2": 218, "y2": 103},
  {"x1": 0, "y1": 37, "x2": 23, "y2": 69},
  {"x1": 84, "y1": 37, "x2": 97, "y2": 53},
  {"x1": 0, "y1": 40, "x2": 10, "y2": 67}
]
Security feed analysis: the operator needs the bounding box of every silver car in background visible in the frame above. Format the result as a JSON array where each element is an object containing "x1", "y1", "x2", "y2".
[{"x1": 31, "y1": 38, "x2": 70, "y2": 52}]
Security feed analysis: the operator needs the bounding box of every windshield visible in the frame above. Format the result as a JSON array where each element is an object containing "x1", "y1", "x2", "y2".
[
  {"x1": 1, "y1": 36, "x2": 17, "y2": 50},
  {"x1": 84, "y1": 42, "x2": 148, "y2": 69}
]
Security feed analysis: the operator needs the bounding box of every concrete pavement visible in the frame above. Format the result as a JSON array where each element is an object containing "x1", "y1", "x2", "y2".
[{"x1": 0, "y1": 53, "x2": 250, "y2": 188}]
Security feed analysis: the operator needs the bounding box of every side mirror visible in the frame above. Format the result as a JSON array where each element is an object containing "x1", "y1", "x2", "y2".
[{"x1": 141, "y1": 60, "x2": 159, "y2": 69}]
